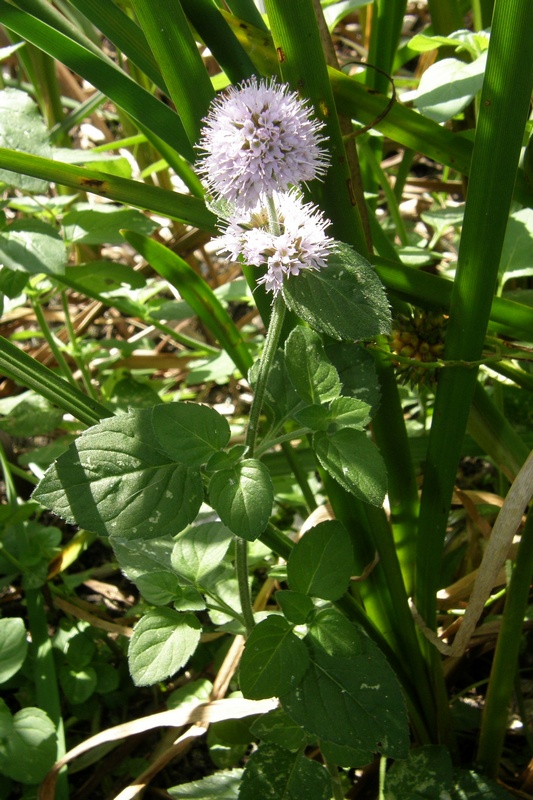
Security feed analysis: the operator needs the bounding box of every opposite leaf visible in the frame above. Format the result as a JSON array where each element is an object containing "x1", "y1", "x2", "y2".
[
  {"x1": 239, "y1": 743, "x2": 331, "y2": 800},
  {"x1": 0, "y1": 700, "x2": 57, "y2": 784},
  {"x1": 152, "y1": 402, "x2": 230, "y2": 467},
  {"x1": 240, "y1": 615, "x2": 309, "y2": 699},
  {"x1": 129, "y1": 608, "x2": 201, "y2": 686},
  {"x1": 314, "y1": 428, "x2": 387, "y2": 506},
  {"x1": 171, "y1": 521, "x2": 234, "y2": 584},
  {"x1": 284, "y1": 326, "x2": 341, "y2": 405},
  {"x1": 208, "y1": 459, "x2": 273, "y2": 541},
  {"x1": 287, "y1": 520, "x2": 354, "y2": 601},
  {"x1": 283, "y1": 243, "x2": 391, "y2": 343},
  {"x1": 33, "y1": 410, "x2": 203, "y2": 539}
]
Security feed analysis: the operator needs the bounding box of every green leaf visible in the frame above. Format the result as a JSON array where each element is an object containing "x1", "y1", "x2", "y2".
[
  {"x1": 325, "y1": 341, "x2": 382, "y2": 416},
  {"x1": 62, "y1": 204, "x2": 159, "y2": 245},
  {"x1": 0, "y1": 390, "x2": 64, "y2": 436},
  {"x1": 313, "y1": 428, "x2": 387, "y2": 506},
  {"x1": 283, "y1": 244, "x2": 391, "y2": 342},
  {"x1": 403, "y1": 54, "x2": 487, "y2": 123},
  {"x1": 452, "y1": 769, "x2": 515, "y2": 799},
  {"x1": 128, "y1": 608, "x2": 201, "y2": 686},
  {"x1": 239, "y1": 615, "x2": 309, "y2": 700},
  {"x1": 208, "y1": 459, "x2": 274, "y2": 541},
  {"x1": 171, "y1": 521, "x2": 234, "y2": 583},
  {"x1": 326, "y1": 396, "x2": 372, "y2": 431},
  {"x1": 284, "y1": 327, "x2": 341, "y2": 405},
  {"x1": 275, "y1": 590, "x2": 315, "y2": 624},
  {"x1": 152, "y1": 403, "x2": 230, "y2": 467},
  {"x1": 0, "y1": 618, "x2": 28, "y2": 683},
  {"x1": 33, "y1": 409, "x2": 203, "y2": 539},
  {"x1": 64, "y1": 632, "x2": 95, "y2": 670},
  {"x1": 0, "y1": 700, "x2": 57, "y2": 784},
  {"x1": 281, "y1": 609, "x2": 409, "y2": 762},
  {"x1": 250, "y1": 707, "x2": 313, "y2": 753},
  {"x1": 0, "y1": 220, "x2": 67, "y2": 276},
  {"x1": 287, "y1": 520, "x2": 354, "y2": 601},
  {"x1": 0, "y1": 88, "x2": 50, "y2": 192},
  {"x1": 249, "y1": 349, "x2": 302, "y2": 428},
  {"x1": 59, "y1": 665, "x2": 97, "y2": 704},
  {"x1": 239, "y1": 743, "x2": 331, "y2": 800},
  {"x1": 385, "y1": 745, "x2": 453, "y2": 799},
  {"x1": 168, "y1": 769, "x2": 243, "y2": 799},
  {"x1": 135, "y1": 572, "x2": 181, "y2": 605}
]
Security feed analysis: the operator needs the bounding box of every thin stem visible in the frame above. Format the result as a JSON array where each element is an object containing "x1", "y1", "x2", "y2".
[
  {"x1": 234, "y1": 537, "x2": 255, "y2": 635},
  {"x1": 378, "y1": 755, "x2": 387, "y2": 800},
  {"x1": 280, "y1": 441, "x2": 317, "y2": 513},
  {"x1": 244, "y1": 292, "x2": 286, "y2": 458},
  {"x1": 324, "y1": 755, "x2": 345, "y2": 800},
  {"x1": 60, "y1": 290, "x2": 99, "y2": 401},
  {"x1": 31, "y1": 299, "x2": 78, "y2": 388}
]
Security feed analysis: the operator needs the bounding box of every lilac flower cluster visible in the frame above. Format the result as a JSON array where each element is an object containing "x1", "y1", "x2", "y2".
[{"x1": 197, "y1": 78, "x2": 334, "y2": 296}]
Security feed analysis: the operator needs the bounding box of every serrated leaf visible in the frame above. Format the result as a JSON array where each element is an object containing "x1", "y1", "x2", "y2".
[
  {"x1": 385, "y1": 745, "x2": 454, "y2": 799},
  {"x1": 275, "y1": 591, "x2": 315, "y2": 624},
  {"x1": 239, "y1": 743, "x2": 330, "y2": 800},
  {"x1": 250, "y1": 349, "x2": 302, "y2": 428},
  {"x1": 168, "y1": 769, "x2": 243, "y2": 799},
  {"x1": 327, "y1": 396, "x2": 372, "y2": 431},
  {"x1": 250, "y1": 707, "x2": 313, "y2": 753},
  {"x1": 128, "y1": 609, "x2": 201, "y2": 686},
  {"x1": 171, "y1": 521, "x2": 234, "y2": 583},
  {"x1": 325, "y1": 341, "x2": 382, "y2": 415},
  {"x1": 33, "y1": 409, "x2": 203, "y2": 539},
  {"x1": 240, "y1": 615, "x2": 309, "y2": 699},
  {"x1": 0, "y1": 618, "x2": 28, "y2": 683},
  {"x1": 0, "y1": 220, "x2": 67, "y2": 276},
  {"x1": 287, "y1": 521, "x2": 354, "y2": 601},
  {"x1": 284, "y1": 326, "x2": 341, "y2": 405},
  {"x1": 281, "y1": 609, "x2": 409, "y2": 762},
  {"x1": 283, "y1": 244, "x2": 391, "y2": 342},
  {"x1": 0, "y1": 700, "x2": 57, "y2": 784},
  {"x1": 62, "y1": 204, "x2": 159, "y2": 245},
  {"x1": 314, "y1": 428, "x2": 387, "y2": 506},
  {"x1": 208, "y1": 459, "x2": 273, "y2": 541},
  {"x1": 152, "y1": 402, "x2": 230, "y2": 467},
  {"x1": 135, "y1": 572, "x2": 181, "y2": 605},
  {"x1": 0, "y1": 88, "x2": 50, "y2": 192}
]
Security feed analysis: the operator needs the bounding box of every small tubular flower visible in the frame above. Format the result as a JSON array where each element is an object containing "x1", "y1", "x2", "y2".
[
  {"x1": 197, "y1": 78, "x2": 329, "y2": 211},
  {"x1": 217, "y1": 192, "x2": 335, "y2": 296}
]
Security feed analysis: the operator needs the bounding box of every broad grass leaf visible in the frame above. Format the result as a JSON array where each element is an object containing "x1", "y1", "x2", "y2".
[
  {"x1": 281, "y1": 609, "x2": 409, "y2": 763},
  {"x1": 283, "y1": 244, "x2": 391, "y2": 342},
  {"x1": 0, "y1": 618, "x2": 28, "y2": 683},
  {"x1": 284, "y1": 326, "x2": 341, "y2": 404},
  {"x1": 240, "y1": 615, "x2": 309, "y2": 700},
  {"x1": 33, "y1": 410, "x2": 203, "y2": 539},
  {"x1": 171, "y1": 521, "x2": 234, "y2": 583},
  {"x1": 287, "y1": 520, "x2": 354, "y2": 601},
  {"x1": 128, "y1": 609, "x2": 201, "y2": 686},
  {"x1": 313, "y1": 428, "x2": 387, "y2": 506},
  {"x1": 208, "y1": 459, "x2": 273, "y2": 541},
  {"x1": 152, "y1": 403, "x2": 231, "y2": 467},
  {"x1": 0, "y1": 700, "x2": 57, "y2": 784},
  {"x1": 239, "y1": 743, "x2": 330, "y2": 800}
]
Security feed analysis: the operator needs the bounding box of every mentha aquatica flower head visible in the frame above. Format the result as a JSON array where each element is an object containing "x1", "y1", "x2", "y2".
[
  {"x1": 217, "y1": 192, "x2": 335, "y2": 296},
  {"x1": 197, "y1": 78, "x2": 329, "y2": 211}
]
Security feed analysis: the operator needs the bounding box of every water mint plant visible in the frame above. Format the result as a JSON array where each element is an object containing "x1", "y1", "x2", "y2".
[{"x1": 0, "y1": 2, "x2": 532, "y2": 799}]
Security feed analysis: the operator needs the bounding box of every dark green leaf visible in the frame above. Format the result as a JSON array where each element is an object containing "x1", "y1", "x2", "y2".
[
  {"x1": 385, "y1": 745, "x2": 453, "y2": 799},
  {"x1": 313, "y1": 428, "x2": 387, "y2": 506},
  {"x1": 33, "y1": 409, "x2": 203, "y2": 539},
  {"x1": 283, "y1": 244, "x2": 391, "y2": 342},
  {"x1": 250, "y1": 349, "x2": 302, "y2": 427},
  {"x1": 240, "y1": 615, "x2": 309, "y2": 699},
  {"x1": 239, "y1": 743, "x2": 331, "y2": 800},
  {"x1": 59, "y1": 666, "x2": 97, "y2": 704},
  {"x1": 128, "y1": 608, "x2": 201, "y2": 686},
  {"x1": 452, "y1": 769, "x2": 515, "y2": 799},
  {"x1": 0, "y1": 391, "x2": 64, "y2": 437},
  {"x1": 281, "y1": 609, "x2": 409, "y2": 762},
  {"x1": 287, "y1": 521, "x2": 354, "y2": 601},
  {"x1": 284, "y1": 326, "x2": 341, "y2": 405},
  {"x1": 152, "y1": 403, "x2": 231, "y2": 467},
  {"x1": 168, "y1": 769, "x2": 243, "y2": 799},
  {"x1": 0, "y1": 618, "x2": 28, "y2": 684},
  {"x1": 275, "y1": 590, "x2": 315, "y2": 624},
  {"x1": 326, "y1": 396, "x2": 372, "y2": 431},
  {"x1": 171, "y1": 521, "x2": 234, "y2": 583},
  {"x1": 208, "y1": 459, "x2": 273, "y2": 541},
  {"x1": 325, "y1": 341, "x2": 382, "y2": 416},
  {"x1": 250, "y1": 707, "x2": 313, "y2": 753}
]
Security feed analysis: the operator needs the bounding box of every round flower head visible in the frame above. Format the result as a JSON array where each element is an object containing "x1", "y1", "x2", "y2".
[
  {"x1": 217, "y1": 192, "x2": 335, "y2": 297},
  {"x1": 197, "y1": 78, "x2": 330, "y2": 211}
]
